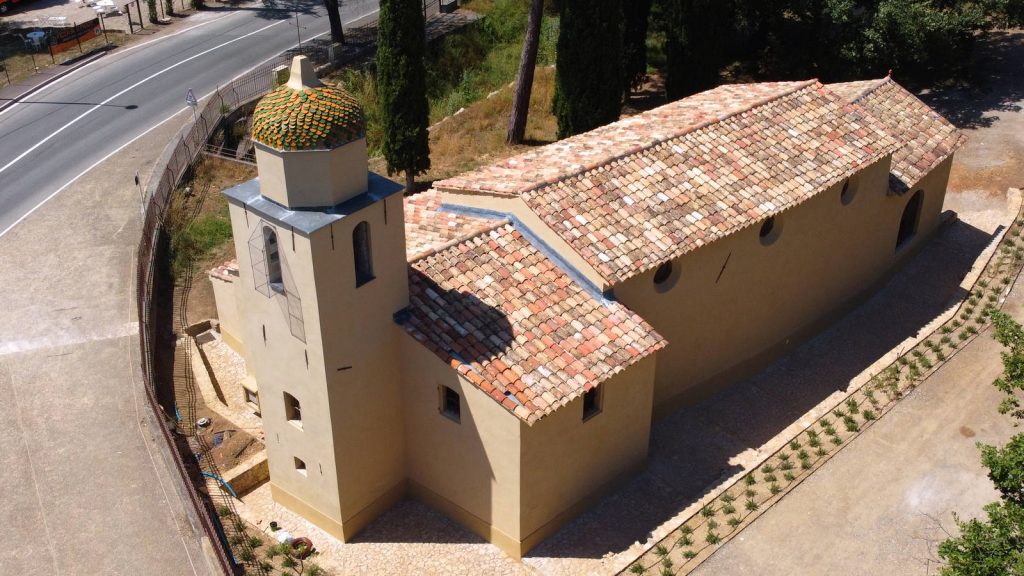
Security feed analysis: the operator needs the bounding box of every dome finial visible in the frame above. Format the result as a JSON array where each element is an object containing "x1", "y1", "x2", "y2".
[{"x1": 286, "y1": 55, "x2": 323, "y2": 91}]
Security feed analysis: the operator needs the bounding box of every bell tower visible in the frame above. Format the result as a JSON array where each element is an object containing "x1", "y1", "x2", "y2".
[{"x1": 224, "y1": 56, "x2": 409, "y2": 541}]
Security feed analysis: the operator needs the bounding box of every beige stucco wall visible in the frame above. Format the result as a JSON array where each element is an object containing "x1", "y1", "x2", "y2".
[
  {"x1": 518, "y1": 355, "x2": 656, "y2": 553},
  {"x1": 226, "y1": 189, "x2": 409, "y2": 541},
  {"x1": 227, "y1": 203, "x2": 344, "y2": 529},
  {"x1": 613, "y1": 156, "x2": 953, "y2": 412},
  {"x1": 398, "y1": 331, "x2": 524, "y2": 553},
  {"x1": 255, "y1": 139, "x2": 370, "y2": 209},
  {"x1": 307, "y1": 193, "x2": 409, "y2": 525},
  {"x1": 209, "y1": 274, "x2": 244, "y2": 354}
]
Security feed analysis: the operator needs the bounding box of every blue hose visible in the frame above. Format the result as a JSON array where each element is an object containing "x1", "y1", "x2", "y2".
[{"x1": 201, "y1": 471, "x2": 239, "y2": 499}]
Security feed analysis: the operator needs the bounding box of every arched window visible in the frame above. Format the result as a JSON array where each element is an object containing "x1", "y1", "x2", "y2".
[
  {"x1": 353, "y1": 221, "x2": 374, "y2": 286},
  {"x1": 263, "y1": 226, "x2": 283, "y2": 291},
  {"x1": 896, "y1": 190, "x2": 924, "y2": 251}
]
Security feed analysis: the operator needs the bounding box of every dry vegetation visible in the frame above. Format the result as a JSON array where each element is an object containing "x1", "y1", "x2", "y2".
[{"x1": 370, "y1": 65, "x2": 558, "y2": 185}]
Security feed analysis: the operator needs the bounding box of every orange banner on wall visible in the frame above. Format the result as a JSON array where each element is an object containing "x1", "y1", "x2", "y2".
[{"x1": 48, "y1": 18, "x2": 101, "y2": 55}]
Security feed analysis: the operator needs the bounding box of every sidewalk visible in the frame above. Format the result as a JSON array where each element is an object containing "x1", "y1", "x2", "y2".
[{"x1": 0, "y1": 106, "x2": 219, "y2": 575}]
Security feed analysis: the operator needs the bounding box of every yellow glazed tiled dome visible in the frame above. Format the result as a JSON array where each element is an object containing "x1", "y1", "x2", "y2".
[{"x1": 251, "y1": 57, "x2": 366, "y2": 152}]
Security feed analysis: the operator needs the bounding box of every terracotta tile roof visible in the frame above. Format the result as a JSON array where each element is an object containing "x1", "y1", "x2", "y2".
[
  {"x1": 403, "y1": 190, "x2": 500, "y2": 260},
  {"x1": 209, "y1": 259, "x2": 239, "y2": 282},
  {"x1": 827, "y1": 78, "x2": 965, "y2": 193},
  {"x1": 400, "y1": 224, "x2": 665, "y2": 424},
  {"x1": 435, "y1": 81, "x2": 815, "y2": 197},
  {"x1": 251, "y1": 83, "x2": 366, "y2": 151},
  {"x1": 518, "y1": 80, "x2": 900, "y2": 284}
]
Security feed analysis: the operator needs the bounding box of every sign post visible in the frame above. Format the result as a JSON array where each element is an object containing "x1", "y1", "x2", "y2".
[{"x1": 185, "y1": 88, "x2": 198, "y2": 123}]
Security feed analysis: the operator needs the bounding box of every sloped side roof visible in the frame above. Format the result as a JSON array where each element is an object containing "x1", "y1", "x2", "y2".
[
  {"x1": 400, "y1": 224, "x2": 665, "y2": 424},
  {"x1": 521, "y1": 81, "x2": 900, "y2": 284},
  {"x1": 435, "y1": 81, "x2": 815, "y2": 197},
  {"x1": 404, "y1": 190, "x2": 499, "y2": 260},
  {"x1": 828, "y1": 78, "x2": 965, "y2": 193}
]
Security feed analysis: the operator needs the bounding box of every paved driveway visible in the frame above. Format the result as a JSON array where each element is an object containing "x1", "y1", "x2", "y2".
[{"x1": 694, "y1": 286, "x2": 1023, "y2": 576}]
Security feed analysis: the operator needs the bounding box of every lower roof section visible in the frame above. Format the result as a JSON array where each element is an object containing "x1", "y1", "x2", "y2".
[{"x1": 398, "y1": 223, "x2": 665, "y2": 425}]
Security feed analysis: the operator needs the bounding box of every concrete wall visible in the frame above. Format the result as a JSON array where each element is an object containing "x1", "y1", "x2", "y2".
[
  {"x1": 398, "y1": 331, "x2": 524, "y2": 555},
  {"x1": 613, "y1": 157, "x2": 952, "y2": 412},
  {"x1": 518, "y1": 355, "x2": 657, "y2": 553}
]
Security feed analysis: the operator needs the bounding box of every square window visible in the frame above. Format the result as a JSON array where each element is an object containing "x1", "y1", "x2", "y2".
[
  {"x1": 582, "y1": 387, "x2": 602, "y2": 421},
  {"x1": 284, "y1": 392, "x2": 302, "y2": 427},
  {"x1": 294, "y1": 457, "x2": 307, "y2": 476},
  {"x1": 244, "y1": 388, "x2": 259, "y2": 407},
  {"x1": 441, "y1": 386, "x2": 461, "y2": 423}
]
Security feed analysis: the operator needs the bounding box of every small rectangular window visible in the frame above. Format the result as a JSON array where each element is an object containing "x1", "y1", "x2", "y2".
[
  {"x1": 245, "y1": 388, "x2": 259, "y2": 408},
  {"x1": 294, "y1": 457, "x2": 307, "y2": 476},
  {"x1": 441, "y1": 386, "x2": 461, "y2": 423},
  {"x1": 284, "y1": 392, "x2": 302, "y2": 427},
  {"x1": 582, "y1": 387, "x2": 602, "y2": 421}
]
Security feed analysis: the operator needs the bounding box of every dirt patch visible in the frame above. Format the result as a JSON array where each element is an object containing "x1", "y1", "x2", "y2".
[
  {"x1": 180, "y1": 156, "x2": 256, "y2": 323},
  {"x1": 959, "y1": 425, "x2": 976, "y2": 438}
]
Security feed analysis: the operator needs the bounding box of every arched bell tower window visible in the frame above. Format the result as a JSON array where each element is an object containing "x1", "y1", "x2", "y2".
[
  {"x1": 264, "y1": 226, "x2": 283, "y2": 292},
  {"x1": 353, "y1": 221, "x2": 374, "y2": 287}
]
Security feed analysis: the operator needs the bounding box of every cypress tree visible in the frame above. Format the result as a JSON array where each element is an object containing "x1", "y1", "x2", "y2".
[
  {"x1": 623, "y1": 0, "x2": 652, "y2": 98},
  {"x1": 377, "y1": 0, "x2": 431, "y2": 192},
  {"x1": 552, "y1": 0, "x2": 624, "y2": 139}
]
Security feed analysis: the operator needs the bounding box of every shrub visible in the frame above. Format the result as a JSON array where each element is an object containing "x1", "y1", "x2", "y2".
[
  {"x1": 816, "y1": 447, "x2": 828, "y2": 457},
  {"x1": 761, "y1": 463, "x2": 776, "y2": 474},
  {"x1": 763, "y1": 472, "x2": 777, "y2": 483},
  {"x1": 662, "y1": 557, "x2": 674, "y2": 570},
  {"x1": 936, "y1": 350, "x2": 946, "y2": 362},
  {"x1": 779, "y1": 460, "x2": 794, "y2": 471},
  {"x1": 683, "y1": 550, "x2": 697, "y2": 559},
  {"x1": 700, "y1": 504, "x2": 716, "y2": 518},
  {"x1": 677, "y1": 533, "x2": 693, "y2": 547},
  {"x1": 681, "y1": 525, "x2": 693, "y2": 535},
  {"x1": 246, "y1": 536, "x2": 262, "y2": 549},
  {"x1": 217, "y1": 505, "x2": 232, "y2": 518},
  {"x1": 745, "y1": 488, "x2": 757, "y2": 499},
  {"x1": 769, "y1": 482, "x2": 781, "y2": 494},
  {"x1": 722, "y1": 502, "x2": 736, "y2": 514},
  {"x1": 834, "y1": 408, "x2": 848, "y2": 419},
  {"x1": 654, "y1": 544, "x2": 668, "y2": 557},
  {"x1": 721, "y1": 492, "x2": 736, "y2": 503},
  {"x1": 844, "y1": 417, "x2": 860, "y2": 432},
  {"x1": 920, "y1": 357, "x2": 933, "y2": 369},
  {"x1": 707, "y1": 519, "x2": 719, "y2": 531},
  {"x1": 846, "y1": 398, "x2": 860, "y2": 414},
  {"x1": 705, "y1": 531, "x2": 721, "y2": 545},
  {"x1": 745, "y1": 474, "x2": 757, "y2": 486},
  {"x1": 789, "y1": 439, "x2": 801, "y2": 450},
  {"x1": 831, "y1": 436, "x2": 844, "y2": 445},
  {"x1": 745, "y1": 498, "x2": 759, "y2": 511},
  {"x1": 238, "y1": 548, "x2": 255, "y2": 563},
  {"x1": 808, "y1": 435, "x2": 822, "y2": 448},
  {"x1": 863, "y1": 409, "x2": 877, "y2": 421},
  {"x1": 727, "y1": 516, "x2": 741, "y2": 527},
  {"x1": 630, "y1": 564, "x2": 646, "y2": 574},
  {"x1": 784, "y1": 471, "x2": 796, "y2": 481}
]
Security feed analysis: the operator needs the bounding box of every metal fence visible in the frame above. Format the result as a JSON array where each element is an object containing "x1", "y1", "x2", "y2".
[{"x1": 134, "y1": 53, "x2": 291, "y2": 576}]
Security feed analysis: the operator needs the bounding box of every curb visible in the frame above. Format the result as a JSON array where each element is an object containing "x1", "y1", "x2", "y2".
[{"x1": 0, "y1": 46, "x2": 113, "y2": 113}]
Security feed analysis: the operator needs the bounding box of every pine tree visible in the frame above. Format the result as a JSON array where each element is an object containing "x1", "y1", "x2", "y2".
[
  {"x1": 377, "y1": 0, "x2": 430, "y2": 192},
  {"x1": 506, "y1": 0, "x2": 545, "y2": 145},
  {"x1": 552, "y1": 0, "x2": 624, "y2": 139}
]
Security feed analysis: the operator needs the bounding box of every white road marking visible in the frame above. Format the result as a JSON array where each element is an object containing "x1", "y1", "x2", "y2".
[
  {"x1": 0, "y1": 108, "x2": 187, "y2": 238},
  {"x1": 0, "y1": 18, "x2": 286, "y2": 177},
  {"x1": 0, "y1": 7, "x2": 380, "y2": 240},
  {"x1": 0, "y1": 11, "x2": 237, "y2": 120}
]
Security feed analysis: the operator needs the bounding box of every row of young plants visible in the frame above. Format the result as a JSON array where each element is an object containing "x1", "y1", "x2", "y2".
[{"x1": 626, "y1": 216, "x2": 1024, "y2": 576}]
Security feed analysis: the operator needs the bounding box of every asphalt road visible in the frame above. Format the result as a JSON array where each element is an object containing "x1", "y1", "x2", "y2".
[{"x1": 0, "y1": 0, "x2": 379, "y2": 236}]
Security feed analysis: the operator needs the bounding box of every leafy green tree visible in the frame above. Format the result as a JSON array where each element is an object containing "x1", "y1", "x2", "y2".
[
  {"x1": 939, "y1": 312, "x2": 1024, "y2": 575},
  {"x1": 377, "y1": 0, "x2": 431, "y2": 192},
  {"x1": 989, "y1": 310, "x2": 1024, "y2": 420},
  {"x1": 552, "y1": 0, "x2": 624, "y2": 138},
  {"x1": 622, "y1": 0, "x2": 652, "y2": 97}
]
